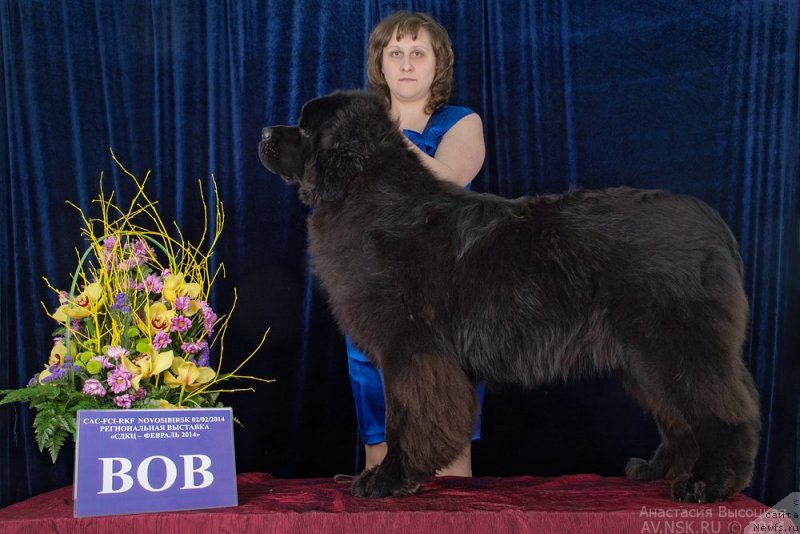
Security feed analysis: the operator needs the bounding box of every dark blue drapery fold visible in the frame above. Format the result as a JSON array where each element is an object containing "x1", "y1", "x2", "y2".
[{"x1": 1, "y1": 0, "x2": 797, "y2": 508}]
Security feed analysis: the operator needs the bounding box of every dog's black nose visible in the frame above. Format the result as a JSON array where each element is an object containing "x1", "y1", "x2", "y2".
[{"x1": 261, "y1": 127, "x2": 272, "y2": 141}]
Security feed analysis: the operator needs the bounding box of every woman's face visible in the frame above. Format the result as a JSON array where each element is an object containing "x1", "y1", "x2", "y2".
[{"x1": 381, "y1": 28, "x2": 437, "y2": 106}]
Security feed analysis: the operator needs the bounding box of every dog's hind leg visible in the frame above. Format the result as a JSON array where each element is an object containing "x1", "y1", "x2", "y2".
[
  {"x1": 621, "y1": 374, "x2": 699, "y2": 482},
  {"x1": 670, "y1": 364, "x2": 761, "y2": 503},
  {"x1": 351, "y1": 350, "x2": 477, "y2": 498},
  {"x1": 625, "y1": 417, "x2": 699, "y2": 482}
]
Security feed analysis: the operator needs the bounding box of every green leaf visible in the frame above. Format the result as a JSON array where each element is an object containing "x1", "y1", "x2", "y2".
[{"x1": 136, "y1": 340, "x2": 152, "y2": 354}]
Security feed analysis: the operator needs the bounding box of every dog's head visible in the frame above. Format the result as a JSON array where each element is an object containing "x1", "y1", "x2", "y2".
[{"x1": 258, "y1": 91, "x2": 398, "y2": 206}]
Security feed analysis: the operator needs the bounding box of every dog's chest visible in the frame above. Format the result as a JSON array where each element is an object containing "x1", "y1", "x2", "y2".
[
  {"x1": 307, "y1": 213, "x2": 373, "y2": 282},
  {"x1": 306, "y1": 209, "x2": 437, "y2": 298}
]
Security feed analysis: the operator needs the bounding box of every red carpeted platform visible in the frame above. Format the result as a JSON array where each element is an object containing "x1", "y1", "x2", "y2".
[{"x1": 0, "y1": 472, "x2": 786, "y2": 533}]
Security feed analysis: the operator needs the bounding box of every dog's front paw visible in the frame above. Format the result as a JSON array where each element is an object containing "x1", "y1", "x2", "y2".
[{"x1": 351, "y1": 466, "x2": 420, "y2": 498}]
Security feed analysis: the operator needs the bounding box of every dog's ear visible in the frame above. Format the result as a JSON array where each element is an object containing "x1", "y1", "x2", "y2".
[
  {"x1": 314, "y1": 140, "x2": 364, "y2": 202},
  {"x1": 302, "y1": 91, "x2": 380, "y2": 202},
  {"x1": 301, "y1": 93, "x2": 349, "y2": 129}
]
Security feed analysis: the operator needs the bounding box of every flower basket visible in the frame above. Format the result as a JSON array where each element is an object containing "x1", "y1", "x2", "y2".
[{"x1": 0, "y1": 152, "x2": 272, "y2": 463}]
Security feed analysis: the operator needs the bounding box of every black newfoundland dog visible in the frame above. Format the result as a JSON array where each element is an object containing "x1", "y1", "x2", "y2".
[{"x1": 258, "y1": 90, "x2": 760, "y2": 502}]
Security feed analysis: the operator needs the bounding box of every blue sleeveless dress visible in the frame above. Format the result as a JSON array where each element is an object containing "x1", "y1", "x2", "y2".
[{"x1": 346, "y1": 105, "x2": 486, "y2": 445}]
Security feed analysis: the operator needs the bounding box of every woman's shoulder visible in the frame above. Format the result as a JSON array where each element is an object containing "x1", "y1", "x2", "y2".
[{"x1": 427, "y1": 105, "x2": 478, "y2": 132}]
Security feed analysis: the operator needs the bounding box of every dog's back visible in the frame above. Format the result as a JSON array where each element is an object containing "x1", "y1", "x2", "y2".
[{"x1": 449, "y1": 186, "x2": 748, "y2": 386}]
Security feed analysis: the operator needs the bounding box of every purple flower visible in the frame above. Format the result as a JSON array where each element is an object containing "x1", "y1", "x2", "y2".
[
  {"x1": 132, "y1": 239, "x2": 153, "y2": 259},
  {"x1": 106, "y1": 346, "x2": 130, "y2": 361},
  {"x1": 91, "y1": 355, "x2": 115, "y2": 369},
  {"x1": 40, "y1": 365, "x2": 66, "y2": 383},
  {"x1": 181, "y1": 340, "x2": 208, "y2": 355},
  {"x1": 103, "y1": 236, "x2": 118, "y2": 250},
  {"x1": 134, "y1": 387, "x2": 147, "y2": 400},
  {"x1": 170, "y1": 316, "x2": 191, "y2": 333},
  {"x1": 153, "y1": 331, "x2": 171, "y2": 350},
  {"x1": 197, "y1": 344, "x2": 211, "y2": 368},
  {"x1": 124, "y1": 277, "x2": 139, "y2": 290},
  {"x1": 82, "y1": 379, "x2": 107, "y2": 397},
  {"x1": 114, "y1": 394, "x2": 133, "y2": 409},
  {"x1": 117, "y1": 257, "x2": 142, "y2": 270},
  {"x1": 199, "y1": 302, "x2": 217, "y2": 334},
  {"x1": 173, "y1": 296, "x2": 190, "y2": 311},
  {"x1": 111, "y1": 292, "x2": 131, "y2": 313},
  {"x1": 107, "y1": 366, "x2": 133, "y2": 394},
  {"x1": 143, "y1": 274, "x2": 164, "y2": 294},
  {"x1": 100, "y1": 236, "x2": 119, "y2": 271}
]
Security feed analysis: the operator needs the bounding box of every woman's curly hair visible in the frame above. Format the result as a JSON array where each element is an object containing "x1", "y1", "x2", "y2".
[{"x1": 366, "y1": 11, "x2": 454, "y2": 114}]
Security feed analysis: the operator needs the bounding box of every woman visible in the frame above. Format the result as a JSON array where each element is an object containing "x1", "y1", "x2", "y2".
[{"x1": 347, "y1": 11, "x2": 486, "y2": 476}]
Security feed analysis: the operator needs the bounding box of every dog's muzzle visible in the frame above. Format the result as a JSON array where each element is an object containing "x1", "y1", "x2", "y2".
[{"x1": 258, "y1": 129, "x2": 279, "y2": 170}]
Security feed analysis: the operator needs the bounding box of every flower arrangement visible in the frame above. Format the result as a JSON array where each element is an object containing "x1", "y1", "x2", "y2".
[{"x1": 0, "y1": 152, "x2": 271, "y2": 462}]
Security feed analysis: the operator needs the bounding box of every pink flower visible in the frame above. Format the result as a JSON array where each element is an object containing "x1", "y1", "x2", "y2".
[
  {"x1": 153, "y1": 331, "x2": 171, "y2": 350},
  {"x1": 171, "y1": 316, "x2": 191, "y2": 333},
  {"x1": 106, "y1": 345, "x2": 130, "y2": 361},
  {"x1": 91, "y1": 355, "x2": 115, "y2": 369},
  {"x1": 117, "y1": 257, "x2": 140, "y2": 270},
  {"x1": 82, "y1": 379, "x2": 107, "y2": 397},
  {"x1": 200, "y1": 302, "x2": 217, "y2": 334},
  {"x1": 173, "y1": 296, "x2": 190, "y2": 311},
  {"x1": 114, "y1": 394, "x2": 133, "y2": 409},
  {"x1": 107, "y1": 366, "x2": 133, "y2": 394},
  {"x1": 103, "y1": 236, "x2": 118, "y2": 250},
  {"x1": 132, "y1": 239, "x2": 153, "y2": 259},
  {"x1": 181, "y1": 340, "x2": 208, "y2": 354},
  {"x1": 143, "y1": 274, "x2": 163, "y2": 294}
]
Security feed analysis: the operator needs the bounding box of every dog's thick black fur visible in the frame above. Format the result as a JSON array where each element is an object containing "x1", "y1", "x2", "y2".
[{"x1": 258, "y1": 90, "x2": 760, "y2": 502}]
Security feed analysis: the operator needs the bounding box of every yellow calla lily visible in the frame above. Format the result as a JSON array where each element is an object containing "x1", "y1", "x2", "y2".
[
  {"x1": 121, "y1": 349, "x2": 174, "y2": 390},
  {"x1": 164, "y1": 357, "x2": 215, "y2": 391},
  {"x1": 146, "y1": 302, "x2": 175, "y2": 335}
]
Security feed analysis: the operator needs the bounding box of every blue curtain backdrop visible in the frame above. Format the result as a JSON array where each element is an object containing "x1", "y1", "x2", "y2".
[{"x1": 1, "y1": 0, "x2": 797, "y2": 508}]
